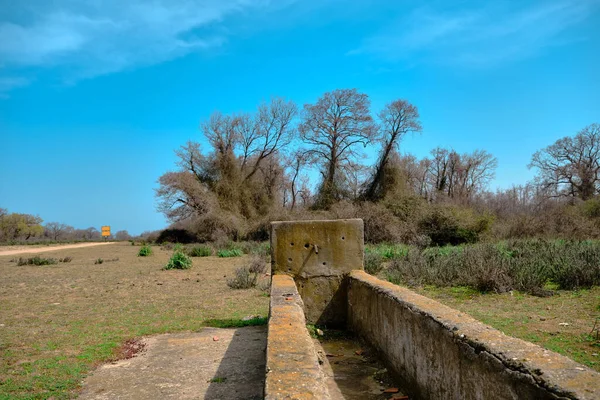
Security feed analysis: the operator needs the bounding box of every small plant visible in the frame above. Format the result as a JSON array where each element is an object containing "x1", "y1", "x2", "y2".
[
  {"x1": 164, "y1": 251, "x2": 192, "y2": 270},
  {"x1": 59, "y1": 257, "x2": 73, "y2": 263},
  {"x1": 16, "y1": 256, "x2": 58, "y2": 266},
  {"x1": 209, "y1": 377, "x2": 227, "y2": 383},
  {"x1": 138, "y1": 245, "x2": 153, "y2": 257},
  {"x1": 217, "y1": 248, "x2": 243, "y2": 258},
  {"x1": 187, "y1": 245, "x2": 212, "y2": 257},
  {"x1": 95, "y1": 258, "x2": 104, "y2": 265},
  {"x1": 227, "y1": 267, "x2": 258, "y2": 289}
]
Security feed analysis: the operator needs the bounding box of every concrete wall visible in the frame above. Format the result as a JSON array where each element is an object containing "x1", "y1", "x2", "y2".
[
  {"x1": 270, "y1": 219, "x2": 363, "y2": 326},
  {"x1": 347, "y1": 270, "x2": 600, "y2": 400},
  {"x1": 265, "y1": 275, "x2": 330, "y2": 399}
]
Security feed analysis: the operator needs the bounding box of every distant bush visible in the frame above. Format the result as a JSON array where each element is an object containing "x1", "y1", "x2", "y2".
[
  {"x1": 59, "y1": 257, "x2": 73, "y2": 263},
  {"x1": 418, "y1": 206, "x2": 493, "y2": 246},
  {"x1": 138, "y1": 245, "x2": 153, "y2": 257},
  {"x1": 156, "y1": 228, "x2": 196, "y2": 244},
  {"x1": 187, "y1": 245, "x2": 212, "y2": 257},
  {"x1": 94, "y1": 258, "x2": 104, "y2": 265},
  {"x1": 164, "y1": 251, "x2": 192, "y2": 270},
  {"x1": 217, "y1": 248, "x2": 243, "y2": 258},
  {"x1": 227, "y1": 267, "x2": 258, "y2": 289},
  {"x1": 238, "y1": 241, "x2": 270, "y2": 257},
  {"x1": 16, "y1": 256, "x2": 57, "y2": 266}
]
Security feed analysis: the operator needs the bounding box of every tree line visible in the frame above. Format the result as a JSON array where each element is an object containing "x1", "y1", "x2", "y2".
[
  {"x1": 0, "y1": 208, "x2": 132, "y2": 243},
  {"x1": 148, "y1": 88, "x2": 598, "y2": 245}
]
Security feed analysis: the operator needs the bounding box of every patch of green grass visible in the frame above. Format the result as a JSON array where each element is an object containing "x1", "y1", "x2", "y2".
[
  {"x1": 209, "y1": 377, "x2": 227, "y2": 383},
  {"x1": 187, "y1": 245, "x2": 212, "y2": 257},
  {"x1": 217, "y1": 248, "x2": 243, "y2": 258},
  {"x1": 204, "y1": 317, "x2": 267, "y2": 328},
  {"x1": 414, "y1": 284, "x2": 600, "y2": 372}
]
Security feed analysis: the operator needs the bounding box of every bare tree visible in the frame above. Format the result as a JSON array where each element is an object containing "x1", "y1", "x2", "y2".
[
  {"x1": 529, "y1": 123, "x2": 600, "y2": 200},
  {"x1": 363, "y1": 99, "x2": 422, "y2": 201},
  {"x1": 425, "y1": 147, "x2": 497, "y2": 201},
  {"x1": 115, "y1": 230, "x2": 131, "y2": 241},
  {"x1": 45, "y1": 222, "x2": 70, "y2": 240},
  {"x1": 239, "y1": 97, "x2": 297, "y2": 182},
  {"x1": 284, "y1": 151, "x2": 309, "y2": 210},
  {"x1": 299, "y1": 89, "x2": 377, "y2": 208}
]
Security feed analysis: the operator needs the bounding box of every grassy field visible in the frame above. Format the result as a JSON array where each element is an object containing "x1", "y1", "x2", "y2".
[
  {"x1": 0, "y1": 243, "x2": 269, "y2": 400},
  {"x1": 415, "y1": 285, "x2": 600, "y2": 371}
]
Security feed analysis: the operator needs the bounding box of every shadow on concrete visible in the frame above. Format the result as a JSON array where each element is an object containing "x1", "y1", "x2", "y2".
[{"x1": 204, "y1": 324, "x2": 267, "y2": 400}]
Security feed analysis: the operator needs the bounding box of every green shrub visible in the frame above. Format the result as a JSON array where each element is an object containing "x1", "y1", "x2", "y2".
[
  {"x1": 187, "y1": 245, "x2": 212, "y2": 257},
  {"x1": 16, "y1": 256, "x2": 57, "y2": 266},
  {"x1": 217, "y1": 248, "x2": 243, "y2": 258},
  {"x1": 364, "y1": 250, "x2": 384, "y2": 275},
  {"x1": 164, "y1": 251, "x2": 192, "y2": 270},
  {"x1": 94, "y1": 258, "x2": 104, "y2": 265},
  {"x1": 138, "y1": 245, "x2": 153, "y2": 257}
]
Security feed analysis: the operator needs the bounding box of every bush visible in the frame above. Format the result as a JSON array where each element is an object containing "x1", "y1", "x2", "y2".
[
  {"x1": 94, "y1": 258, "x2": 104, "y2": 265},
  {"x1": 418, "y1": 206, "x2": 492, "y2": 246},
  {"x1": 238, "y1": 241, "x2": 270, "y2": 257},
  {"x1": 138, "y1": 245, "x2": 153, "y2": 257},
  {"x1": 364, "y1": 250, "x2": 384, "y2": 275},
  {"x1": 59, "y1": 257, "x2": 73, "y2": 263},
  {"x1": 187, "y1": 245, "x2": 212, "y2": 257},
  {"x1": 217, "y1": 248, "x2": 243, "y2": 258},
  {"x1": 164, "y1": 251, "x2": 192, "y2": 270},
  {"x1": 227, "y1": 267, "x2": 258, "y2": 289},
  {"x1": 156, "y1": 228, "x2": 196, "y2": 244},
  {"x1": 246, "y1": 256, "x2": 267, "y2": 274},
  {"x1": 16, "y1": 256, "x2": 57, "y2": 266}
]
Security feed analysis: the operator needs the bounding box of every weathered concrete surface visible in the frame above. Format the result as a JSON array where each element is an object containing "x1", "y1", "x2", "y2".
[
  {"x1": 347, "y1": 270, "x2": 600, "y2": 400},
  {"x1": 79, "y1": 327, "x2": 266, "y2": 400},
  {"x1": 270, "y1": 219, "x2": 364, "y2": 326},
  {"x1": 265, "y1": 274, "x2": 331, "y2": 399}
]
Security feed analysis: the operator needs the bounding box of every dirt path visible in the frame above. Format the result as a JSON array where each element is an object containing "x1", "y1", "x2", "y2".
[
  {"x1": 0, "y1": 242, "x2": 115, "y2": 256},
  {"x1": 78, "y1": 326, "x2": 266, "y2": 400}
]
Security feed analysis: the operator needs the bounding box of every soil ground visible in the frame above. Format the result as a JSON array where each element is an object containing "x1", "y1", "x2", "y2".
[
  {"x1": 78, "y1": 326, "x2": 266, "y2": 400},
  {"x1": 0, "y1": 242, "x2": 113, "y2": 256},
  {"x1": 0, "y1": 243, "x2": 269, "y2": 399}
]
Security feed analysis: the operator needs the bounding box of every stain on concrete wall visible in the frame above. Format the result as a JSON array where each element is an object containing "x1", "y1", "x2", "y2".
[{"x1": 270, "y1": 219, "x2": 363, "y2": 326}]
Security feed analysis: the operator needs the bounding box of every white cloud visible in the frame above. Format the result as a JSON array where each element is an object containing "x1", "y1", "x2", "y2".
[
  {"x1": 0, "y1": 0, "x2": 292, "y2": 91},
  {"x1": 349, "y1": 0, "x2": 599, "y2": 67}
]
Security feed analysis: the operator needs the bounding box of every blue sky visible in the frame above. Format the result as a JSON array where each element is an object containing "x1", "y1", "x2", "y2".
[{"x1": 0, "y1": 0, "x2": 599, "y2": 235}]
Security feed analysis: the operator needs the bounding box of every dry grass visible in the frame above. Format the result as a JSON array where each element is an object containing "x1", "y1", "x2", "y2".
[
  {"x1": 0, "y1": 243, "x2": 269, "y2": 399},
  {"x1": 415, "y1": 285, "x2": 600, "y2": 372}
]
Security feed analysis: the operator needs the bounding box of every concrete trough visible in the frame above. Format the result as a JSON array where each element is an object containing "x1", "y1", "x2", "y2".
[{"x1": 265, "y1": 219, "x2": 600, "y2": 399}]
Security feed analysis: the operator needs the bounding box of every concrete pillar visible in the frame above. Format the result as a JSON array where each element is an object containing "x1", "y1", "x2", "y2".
[{"x1": 270, "y1": 219, "x2": 364, "y2": 327}]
